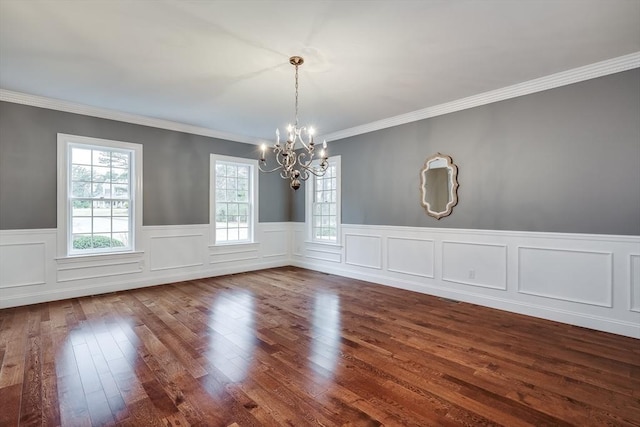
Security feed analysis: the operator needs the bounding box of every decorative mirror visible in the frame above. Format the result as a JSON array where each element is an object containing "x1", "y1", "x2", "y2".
[{"x1": 420, "y1": 153, "x2": 459, "y2": 219}]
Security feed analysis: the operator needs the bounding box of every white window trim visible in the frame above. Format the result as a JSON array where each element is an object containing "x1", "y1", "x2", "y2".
[
  {"x1": 209, "y1": 154, "x2": 259, "y2": 246},
  {"x1": 306, "y1": 155, "x2": 341, "y2": 246},
  {"x1": 56, "y1": 133, "x2": 143, "y2": 259}
]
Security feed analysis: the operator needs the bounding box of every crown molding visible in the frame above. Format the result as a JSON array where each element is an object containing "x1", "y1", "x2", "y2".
[
  {"x1": 1, "y1": 52, "x2": 638, "y2": 145},
  {"x1": 321, "y1": 51, "x2": 640, "y2": 142},
  {"x1": 0, "y1": 90, "x2": 262, "y2": 145}
]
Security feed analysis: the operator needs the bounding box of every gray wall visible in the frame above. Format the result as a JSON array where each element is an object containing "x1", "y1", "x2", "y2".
[
  {"x1": 0, "y1": 102, "x2": 290, "y2": 229},
  {"x1": 3, "y1": 69, "x2": 639, "y2": 235},
  {"x1": 292, "y1": 69, "x2": 640, "y2": 235}
]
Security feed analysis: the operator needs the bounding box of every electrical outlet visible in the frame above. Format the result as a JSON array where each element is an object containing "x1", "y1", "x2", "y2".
[{"x1": 468, "y1": 269, "x2": 476, "y2": 279}]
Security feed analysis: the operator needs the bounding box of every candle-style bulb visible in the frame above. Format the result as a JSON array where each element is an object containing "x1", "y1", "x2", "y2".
[
  {"x1": 322, "y1": 139, "x2": 327, "y2": 149},
  {"x1": 276, "y1": 128, "x2": 280, "y2": 143}
]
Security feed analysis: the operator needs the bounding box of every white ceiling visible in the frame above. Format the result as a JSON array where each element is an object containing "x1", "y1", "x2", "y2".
[{"x1": 1, "y1": 0, "x2": 639, "y2": 144}]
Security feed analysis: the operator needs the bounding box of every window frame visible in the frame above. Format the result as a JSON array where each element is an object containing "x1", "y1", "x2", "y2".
[
  {"x1": 57, "y1": 133, "x2": 143, "y2": 258},
  {"x1": 209, "y1": 154, "x2": 259, "y2": 246},
  {"x1": 306, "y1": 155, "x2": 341, "y2": 245}
]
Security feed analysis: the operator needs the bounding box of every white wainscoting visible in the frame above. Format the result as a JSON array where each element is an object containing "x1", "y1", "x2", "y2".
[
  {"x1": 291, "y1": 223, "x2": 640, "y2": 338},
  {"x1": 0, "y1": 223, "x2": 291, "y2": 308},
  {"x1": 631, "y1": 254, "x2": 640, "y2": 313},
  {"x1": 2, "y1": 223, "x2": 639, "y2": 338}
]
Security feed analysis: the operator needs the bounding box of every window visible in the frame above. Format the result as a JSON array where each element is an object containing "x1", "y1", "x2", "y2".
[
  {"x1": 57, "y1": 134, "x2": 142, "y2": 256},
  {"x1": 210, "y1": 154, "x2": 258, "y2": 244},
  {"x1": 307, "y1": 156, "x2": 341, "y2": 243}
]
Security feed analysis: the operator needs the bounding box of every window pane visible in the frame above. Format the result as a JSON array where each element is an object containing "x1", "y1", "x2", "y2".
[
  {"x1": 72, "y1": 217, "x2": 91, "y2": 234},
  {"x1": 237, "y1": 191, "x2": 248, "y2": 202},
  {"x1": 111, "y1": 167, "x2": 129, "y2": 183},
  {"x1": 113, "y1": 201, "x2": 129, "y2": 217},
  {"x1": 238, "y1": 228, "x2": 249, "y2": 240},
  {"x1": 92, "y1": 201, "x2": 111, "y2": 216},
  {"x1": 93, "y1": 150, "x2": 111, "y2": 166},
  {"x1": 226, "y1": 177, "x2": 237, "y2": 190},
  {"x1": 92, "y1": 183, "x2": 108, "y2": 198},
  {"x1": 112, "y1": 232, "x2": 129, "y2": 247},
  {"x1": 228, "y1": 228, "x2": 239, "y2": 241},
  {"x1": 72, "y1": 148, "x2": 92, "y2": 165},
  {"x1": 216, "y1": 205, "x2": 227, "y2": 223},
  {"x1": 226, "y1": 165, "x2": 237, "y2": 177},
  {"x1": 216, "y1": 229, "x2": 228, "y2": 242},
  {"x1": 226, "y1": 190, "x2": 237, "y2": 202},
  {"x1": 216, "y1": 164, "x2": 226, "y2": 177},
  {"x1": 72, "y1": 199, "x2": 91, "y2": 213},
  {"x1": 93, "y1": 217, "x2": 111, "y2": 233},
  {"x1": 112, "y1": 184, "x2": 129, "y2": 199},
  {"x1": 111, "y1": 151, "x2": 129, "y2": 168},
  {"x1": 71, "y1": 182, "x2": 92, "y2": 198},
  {"x1": 72, "y1": 164, "x2": 92, "y2": 181},
  {"x1": 113, "y1": 217, "x2": 129, "y2": 232},
  {"x1": 92, "y1": 166, "x2": 110, "y2": 183},
  {"x1": 72, "y1": 234, "x2": 93, "y2": 249}
]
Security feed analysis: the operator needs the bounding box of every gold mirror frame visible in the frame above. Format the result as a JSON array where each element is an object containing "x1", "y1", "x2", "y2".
[{"x1": 420, "y1": 153, "x2": 459, "y2": 219}]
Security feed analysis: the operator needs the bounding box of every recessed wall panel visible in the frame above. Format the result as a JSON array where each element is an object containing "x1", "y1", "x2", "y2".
[
  {"x1": 442, "y1": 241, "x2": 507, "y2": 290},
  {"x1": 518, "y1": 247, "x2": 612, "y2": 307},
  {"x1": 150, "y1": 234, "x2": 204, "y2": 271},
  {"x1": 262, "y1": 230, "x2": 288, "y2": 258},
  {"x1": 631, "y1": 254, "x2": 640, "y2": 312},
  {"x1": 0, "y1": 242, "x2": 46, "y2": 288},
  {"x1": 345, "y1": 234, "x2": 382, "y2": 269},
  {"x1": 387, "y1": 237, "x2": 434, "y2": 278}
]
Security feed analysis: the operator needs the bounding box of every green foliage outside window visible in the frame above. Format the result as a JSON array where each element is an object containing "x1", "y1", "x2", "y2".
[{"x1": 73, "y1": 235, "x2": 124, "y2": 250}]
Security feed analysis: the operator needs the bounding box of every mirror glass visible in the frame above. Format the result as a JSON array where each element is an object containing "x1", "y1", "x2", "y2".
[{"x1": 420, "y1": 153, "x2": 458, "y2": 219}]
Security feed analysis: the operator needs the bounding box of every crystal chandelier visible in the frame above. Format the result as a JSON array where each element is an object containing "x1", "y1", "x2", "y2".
[{"x1": 259, "y1": 56, "x2": 328, "y2": 190}]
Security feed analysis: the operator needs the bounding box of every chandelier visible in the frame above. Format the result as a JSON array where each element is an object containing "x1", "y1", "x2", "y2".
[{"x1": 259, "y1": 56, "x2": 328, "y2": 190}]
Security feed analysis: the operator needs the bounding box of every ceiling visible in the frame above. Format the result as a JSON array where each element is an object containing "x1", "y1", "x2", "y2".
[{"x1": 1, "y1": 0, "x2": 639, "y2": 144}]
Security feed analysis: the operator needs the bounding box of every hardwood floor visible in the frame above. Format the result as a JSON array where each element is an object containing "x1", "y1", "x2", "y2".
[{"x1": 1, "y1": 266, "x2": 638, "y2": 426}]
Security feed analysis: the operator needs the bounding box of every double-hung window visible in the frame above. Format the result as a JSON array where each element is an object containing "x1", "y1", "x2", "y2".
[
  {"x1": 210, "y1": 154, "x2": 258, "y2": 244},
  {"x1": 307, "y1": 155, "x2": 341, "y2": 243},
  {"x1": 57, "y1": 134, "x2": 142, "y2": 256}
]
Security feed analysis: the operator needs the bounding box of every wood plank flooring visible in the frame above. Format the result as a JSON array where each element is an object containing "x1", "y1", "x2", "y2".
[{"x1": 1, "y1": 266, "x2": 639, "y2": 426}]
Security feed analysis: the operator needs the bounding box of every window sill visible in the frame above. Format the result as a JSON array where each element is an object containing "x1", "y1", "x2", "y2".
[
  {"x1": 208, "y1": 241, "x2": 259, "y2": 249},
  {"x1": 304, "y1": 240, "x2": 343, "y2": 248}
]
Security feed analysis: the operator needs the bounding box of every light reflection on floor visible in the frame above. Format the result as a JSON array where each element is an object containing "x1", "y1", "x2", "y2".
[
  {"x1": 57, "y1": 317, "x2": 139, "y2": 426},
  {"x1": 310, "y1": 291, "x2": 341, "y2": 380},
  {"x1": 206, "y1": 290, "x2": 256, "y2": 384}
]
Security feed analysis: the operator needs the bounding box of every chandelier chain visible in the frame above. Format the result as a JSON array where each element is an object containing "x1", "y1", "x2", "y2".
[{"x1": 294, "y1": 63, "x2": 299, "y2": 127}]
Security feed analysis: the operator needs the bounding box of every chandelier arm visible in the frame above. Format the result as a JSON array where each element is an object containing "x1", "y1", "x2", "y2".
[
  {"x1": 258, "y1": 163, "x2": 284, "y2": 174},
  {"x1": 296, "y1": 133, "x2": 311, "y2": 152},
  {"x1": 299, "y1": 162, "x2": 329, "y2": 177}
]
